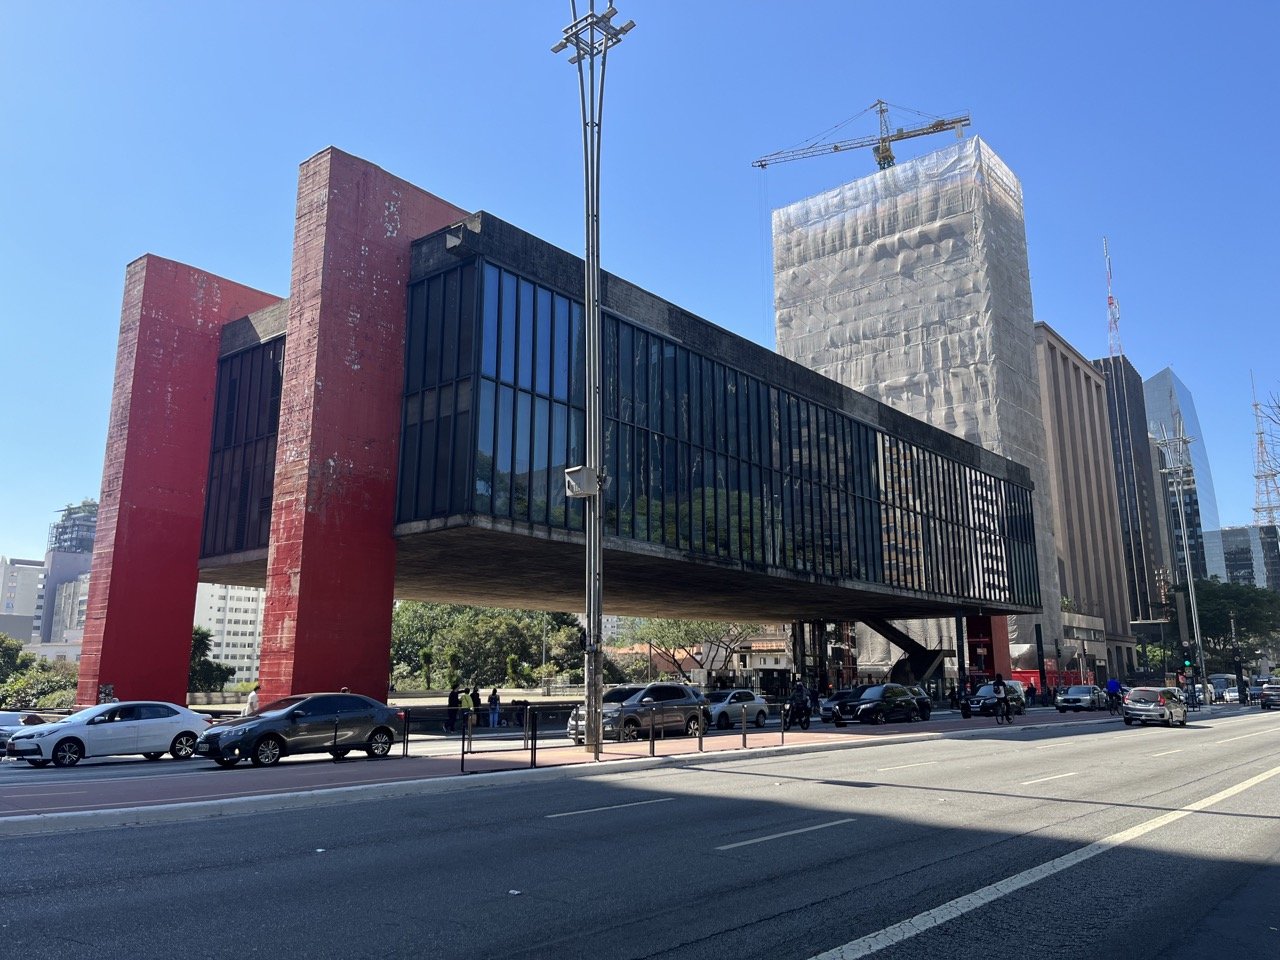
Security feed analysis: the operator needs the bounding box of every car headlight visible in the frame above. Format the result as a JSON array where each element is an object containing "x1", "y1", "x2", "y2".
[
  {"x1": 26, "y1": 728, "x2": 60, "y2": 740},
  {"x1": 856, "y1": 703, "x2": 873, "y2": 712}
]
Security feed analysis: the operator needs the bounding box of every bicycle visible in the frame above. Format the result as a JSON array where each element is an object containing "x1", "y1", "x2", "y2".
[
  {"x1": 1107, "y1": 694, "x2": 1122, "y2": 717},
  {"x1": 994, "y1": 699, "x2": 1014, "y2": 725}
]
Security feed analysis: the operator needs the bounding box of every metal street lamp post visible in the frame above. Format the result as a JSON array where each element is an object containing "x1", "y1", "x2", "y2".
[
  {"x1": 1156, "y1": 430, "x2": 1210, "y2": 690},
  {"x1": 553, "y1": 1, "x2": 635, "y2": 760}
]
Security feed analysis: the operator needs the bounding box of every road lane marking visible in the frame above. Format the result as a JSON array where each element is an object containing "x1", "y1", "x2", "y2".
[
  {"x1": 1020, "y1": 772, "x2": 1078, "y2": 785},
  {"x1": 545, "y1": 797, "x2": 674, "y2": 818},
  {"x1": 717, "y1": 818, "x2": 855, "y2": 851},
  {"x1": 0, "y1": 791, "x2": 87, "y2": 798},
  {"x1": 1216, "y1": 729, "x2": 1275, "y2": 744},
  {"x1": 1151, "y1": 750, "x2": 1183, "y2": 758},
  {"x1": 877, "y1": 761, "x2": 937, "y2": 772},
  {"x1": 809, "y1": 762, "x2": 1280, "y2": 960}
]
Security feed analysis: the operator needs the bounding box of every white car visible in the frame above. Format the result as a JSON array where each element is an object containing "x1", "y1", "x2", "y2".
[
  {"x1": 704, "y1": 689, "x2": 770, "y2": 729},
  {"x1": 4, "y1": 701, "x2": 212, "y2": 768}
]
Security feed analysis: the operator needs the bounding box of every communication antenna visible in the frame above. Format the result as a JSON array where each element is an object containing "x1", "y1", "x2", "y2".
[
  {"x1": 1252, "y1": 373, "x2": 1280, "y2": 525},
  {"x1": 1104, "y1": 237, "x2": 1123, "y2": 358}
]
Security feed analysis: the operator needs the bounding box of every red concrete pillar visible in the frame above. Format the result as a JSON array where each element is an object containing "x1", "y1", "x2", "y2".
[
  {"x1": 78, "y1": 257, "x2": 281, "y2": 706},
  {"x1": 964, "y1": 614, "x2": 1012, "y2": 681},
  {"x1": 259, "y1": 148, "x2": 466, "y2": 703}
]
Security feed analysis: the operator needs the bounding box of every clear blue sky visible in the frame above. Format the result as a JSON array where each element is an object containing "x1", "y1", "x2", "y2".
[{"x1": 2, "y1": 1, "x2": 1276, "y2": 559}]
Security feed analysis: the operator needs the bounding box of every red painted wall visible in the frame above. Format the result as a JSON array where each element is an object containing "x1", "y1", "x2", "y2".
[
  {"x1": 259, "y1": 148, "x2": 467, "y2": 703},
  {"x1": 965, "y1": 615, "x2": 1012, "y2": 680},
  {"x1": 78, "y1": 257, "x2": 280, "y2": 706}
]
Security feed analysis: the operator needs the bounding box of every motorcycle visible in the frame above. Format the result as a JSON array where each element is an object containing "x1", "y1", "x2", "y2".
[{"x1": 782, "y1": 700, "x2": 811, "y2": 731}]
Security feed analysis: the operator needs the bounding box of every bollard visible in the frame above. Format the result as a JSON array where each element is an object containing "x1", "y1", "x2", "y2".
[
  {"x1": 402, "y1": 707, "x2": 410, "y2": 759},
  {"x1": 780, "y1": 704, "x2": 786, "y2": 745},
  {"x1": 697, "y1": 707, "x2": 704, "y2": 752},
  {"x1": 742, "y1": 705, "x2": 748, "y2": 749},
  {"x1": 649, "y1": 705, "x2": 656, "y2": 757},
  {"x1": 530, "y1": 708, "x2": 538, "y2": 768},
  {"x1": 332, "y1": 716, "x2": 340, "y2": 762},
  {"x1": 460, "y1": 712, "x2": 467, "y2": 773}
]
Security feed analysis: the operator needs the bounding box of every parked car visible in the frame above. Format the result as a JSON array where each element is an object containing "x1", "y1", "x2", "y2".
[
  {"x1": 966, "y1": 681, "x2": 1026, "y2": 717},
  {"x1": 905, "y1": 685, "x2": 934, "y2": 720},
  {"x1": 0, "y1": 711, "x2": 55, "y2": 756},
  {"x1": 834, "y1": 683, "x2": 921, "y2": 725},
  {"x1": 567, "y1": 683, "x2": 707, "y2": 743},
  {"x1": 195, "y1": 693, "x2": 402, "y2": 767},
  {"x1": 5, "y1": 702, "x2": 211, "y2": 768},
  {"x1": 819, "y1": 687, "x2": 867, "y2": 723},
  {"x1": 1057, "y1": 685, "x2": 1106, "y2": 712},
  {"x1": 1122, "y1": 686, "x2": 1188, "y2": 727},
  {"x1": 704, "y1": 689, "x2": 769, "y2": 729},
  {"x1": 1260, "y1": 684, "x2": 1280, "y2": 710}
]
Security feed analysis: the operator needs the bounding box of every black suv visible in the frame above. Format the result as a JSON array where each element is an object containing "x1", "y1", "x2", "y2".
[
  {"x1": 966, "y1": 681, "x2": 1026, "y2": 717},
  {"x1": 834, "y1": 683, "x2": 921, "y2": 724},
  {"x1": 195, "y1": 693, "x2": 402, "y2": 767}
]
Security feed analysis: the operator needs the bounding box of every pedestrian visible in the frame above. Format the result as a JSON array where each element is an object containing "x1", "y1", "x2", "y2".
[
  {"x1": 242, "y1": 683, "x2": 260, "y2": 716},
  {"x1": 446, "y1": 685, "x2": 460, "y2": 733},
  {"x1": 488, "y1": 687, "x2": 501, "y2": 728},
  {"x1": 1026, "y1": 682, "x2": 1036, "y2": 708},
  {"x1": 470, "y1": 684, "x2": 481, "y2": 727},
  {"x1": 460, "y1": 686, "x2": 475, "y2": 732}
]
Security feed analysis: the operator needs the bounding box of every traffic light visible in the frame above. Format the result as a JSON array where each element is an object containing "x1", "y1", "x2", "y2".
[{"x1": 1181, "y1": 643, "x2": 1194, "y2": 670}]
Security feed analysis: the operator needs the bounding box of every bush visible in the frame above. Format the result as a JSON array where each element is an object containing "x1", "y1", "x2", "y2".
[
  {"x1": 0, "y1": 661, "x2": 78, "y2": 710},
  {"x1": 37, "y1": 687, "x2": 78, "y2": 710}
]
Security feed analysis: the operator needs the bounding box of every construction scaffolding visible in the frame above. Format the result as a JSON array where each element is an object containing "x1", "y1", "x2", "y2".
[{"x1": 772, "y1": 136, "x2": 1061, "y2": 668}]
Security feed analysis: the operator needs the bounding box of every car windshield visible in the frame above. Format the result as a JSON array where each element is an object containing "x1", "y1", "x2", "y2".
[
  {"x1": 56, "y1": 705, "x2": 111, "y2": 724},
  {"x1": 1067, "y1": 686, "x2": 1093, "y2": 695},
  {"x1": 706, "y1": 691, "x2": 731, "y2": 703},
  {"x1": 603, "y1": 687, "x2": 642, "y2": 704},
  {"x1": 860, "y1": 685, "x2": 886, "y2": 700},
  {"x1": 974, "y1": 685, "x2": 996, "y2": 697}
]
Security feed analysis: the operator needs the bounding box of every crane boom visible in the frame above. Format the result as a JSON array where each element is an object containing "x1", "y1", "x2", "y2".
[{"x1": 752, "y1": 100, "x2": 971, "y2": 170}]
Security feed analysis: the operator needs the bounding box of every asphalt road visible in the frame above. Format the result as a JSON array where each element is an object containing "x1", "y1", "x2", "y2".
[{"x1": 3, "y1": 709, "x2": 1278, "y2": 960}]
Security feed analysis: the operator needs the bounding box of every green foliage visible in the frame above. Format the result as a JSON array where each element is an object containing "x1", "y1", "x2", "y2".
[
  {"x1": 0, "y1": 660, "x2": 77, "y2": 710},
  {"x1": 37, "y1": 686, "x2": 78, "y2": 710},
  {"x1": 0, "y1": 632, "x2": 36, "y2": 684},
  {"x1": 1171, "y1": 580, "x2": 1280, "y2": 673},
  {"x1": 614, "y1": 618, "x2": 759, "y2": 682},
  {"x1": 188, "y1": 625, "x2": 235, "y2": 693},
  {"x1": 390, "y1": 601, "x2": 582, "y2": 688}
]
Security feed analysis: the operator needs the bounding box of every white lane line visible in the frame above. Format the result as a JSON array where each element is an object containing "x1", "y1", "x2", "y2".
[
  {"x1": 1020, "y1": 772, "x2": 1078, "y2": 785},
  {"x1": 877, "y1": 761, "x2": 938, "y2": 772},
  {"x1": 717, "y1": 818, "x2": 855, "y2": 851},
  {"x1": 809, "y1": 762, "x2": 1280, "y2": 960},
  {"x1": 0, "y1": 791, "x2": 88, "y2": 798},
  {"x1": 545, "y1": 797, "x2": 674, "y2": 819},
  {"x1": 1151, "y1": 749, "x2": 1183, "y2": 758},
  {"x1": 1217, "y1": 729, "x2": 1275, "y2": 744}
]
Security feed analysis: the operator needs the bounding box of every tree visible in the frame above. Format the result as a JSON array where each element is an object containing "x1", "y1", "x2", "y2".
[
  {"x1": 0, "y1": 632, "x2": 35, "y2": 684},
  {"x1": 189, "y1": 626, "x2": 235, "y2": 693},
  {"x1": 615, "y1": 618, "x2": 759, "y2": 682},
  {"x1": 1174, "y1": 580, "x2": 1280, "y2": 673},
  {"x1": 0, "y1": 660, "x2": 77, "y2": 709}
]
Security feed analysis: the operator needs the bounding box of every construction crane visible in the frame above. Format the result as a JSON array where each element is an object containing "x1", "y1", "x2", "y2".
[
  {"x1": 1104, "y1": 237, "x2": 1124, "y2": 358},
  {"x1": 752, "y1": 99, "x2": 971, "y2": 171}
]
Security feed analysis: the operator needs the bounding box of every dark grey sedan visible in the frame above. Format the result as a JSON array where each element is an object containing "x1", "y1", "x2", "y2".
[{"x1": 194, "y1": 693, "x2": 403, "y2": 767}]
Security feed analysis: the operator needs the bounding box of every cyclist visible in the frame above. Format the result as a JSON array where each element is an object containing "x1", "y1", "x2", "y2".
[
  {"x1": 992, "y1": 673, "x2": 1011, "y2": 722},
  {"x1": 786, "y1": 681, "x2": 810, "y2": 727},
  {"x1": 1106, "y1": 676, "x2": 1122, "y2": 712}
]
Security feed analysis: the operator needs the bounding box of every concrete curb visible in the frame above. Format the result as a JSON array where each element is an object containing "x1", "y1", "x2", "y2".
[{"x1": 0, "y1": 712, "x2": 1135, "y2": 838}]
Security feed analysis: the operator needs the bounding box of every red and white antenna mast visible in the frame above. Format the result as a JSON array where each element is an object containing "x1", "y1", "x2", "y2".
[{"x1": 1104, "y1": 236, "x2": 1123, "y2": 358}]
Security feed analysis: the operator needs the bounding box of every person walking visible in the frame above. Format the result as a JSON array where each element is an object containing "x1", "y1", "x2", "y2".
[
  {"x1": 459, "y1": 686, "x2": 475, "y2": 732},
  {"x1": 488, "y1": 688, "x2": 501, "y2": 728},
  {"x1": 1026, "y1": 682, "x2": 1036, "y2": 708},
  {"x1": 242, "y1": 683, "x2": 260, "y2": 716},
  {"x1": 469, "y1": 685, "x2": 481, "y2": 727},
  {"x1": 446, "y1": 686, "x2": 460, "y2": 733}
]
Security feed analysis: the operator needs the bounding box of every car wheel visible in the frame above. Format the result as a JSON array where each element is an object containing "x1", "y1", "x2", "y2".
[
  {"x1": 250, "y1": 735, "x2": 283, "y2": 767},
  {"x1": 366, "y1": 728, "x2": 394, "y2": 758},
  {"x1": 142, "y1": 752, "x2": 164, "y2": 761},
  {"x1": 170, "y1": 732, "x2": 198, "y2": 760},
  {"x1": 52, "y1": 739, "x2": 84, "y2": 768},
  {"x1": 685, "y1": 715, "x2": 703, "y2": 738},
  {"x1": 1123, "y1": 717, "x2": 1133, "y2": 725},
  {"x1": 716, "y1": 713, "x2": 731, "y2": 730},
  {"x1": 621, "y1": 719, "x2": 641, "y2": 741},
  {"x1": 1179, "y1": 714, "x2": 1188, "y2": 727},
  {"x1": 26, "y1": 758, "x2": 51, "y2": 768},
  {"x1": 1058, "y1": 708, "x2": 1065, "y2": 713},
  {"x1": 1163, "y1": 715, "x2": 1173, "y2": 728},
  {"x1": 871, "y1": 710, "x2": 886, "y2": 725},
  {"x1": 214, "y1": 757, "x2": 240, "y2": 768},
  {"x1": 755, "y1": 711, "x2": 767, "y2": 728},
  {"x1": 921, "y1": 706, "x2": 932, "y2": 721}
]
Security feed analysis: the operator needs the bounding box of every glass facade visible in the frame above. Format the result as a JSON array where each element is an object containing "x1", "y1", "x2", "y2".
[
  {"x1": 202, "y1": 338, "x2": 285, "y2": 557},
  {"x1": 398, "y1": 259, "x2": 1040, "y2": 610}
]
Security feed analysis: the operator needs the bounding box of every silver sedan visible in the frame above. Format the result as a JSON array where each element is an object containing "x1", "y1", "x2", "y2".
[{"x1": 704, "y1": 689, "x2": 770, "y2": 729}]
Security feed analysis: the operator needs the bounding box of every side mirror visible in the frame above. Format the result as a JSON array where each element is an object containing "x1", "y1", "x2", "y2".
[
  {"x1": 290, "y1": 709, "x2": 307, "y2": 720},
  {"x1": 89, "y1": 715, "x2": 107, "y2": 725},
  {"x1": 640, "y1": 697, "x2": 655, "y2": 705}
]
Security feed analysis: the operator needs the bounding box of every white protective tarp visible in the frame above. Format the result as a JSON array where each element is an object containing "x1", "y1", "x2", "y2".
[{"x1": 772, "y1": 136, "x2": 1060, "y2": 669}]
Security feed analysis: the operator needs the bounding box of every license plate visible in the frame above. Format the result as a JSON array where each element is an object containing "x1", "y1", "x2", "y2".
[{"x1": 196, "y1": 743, "x2": 209, "y2": 753}]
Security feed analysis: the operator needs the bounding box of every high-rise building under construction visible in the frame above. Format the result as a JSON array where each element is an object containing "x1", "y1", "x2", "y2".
[{"x1": 772, "y1": 135, "x2": 1060, "y2": 678}]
